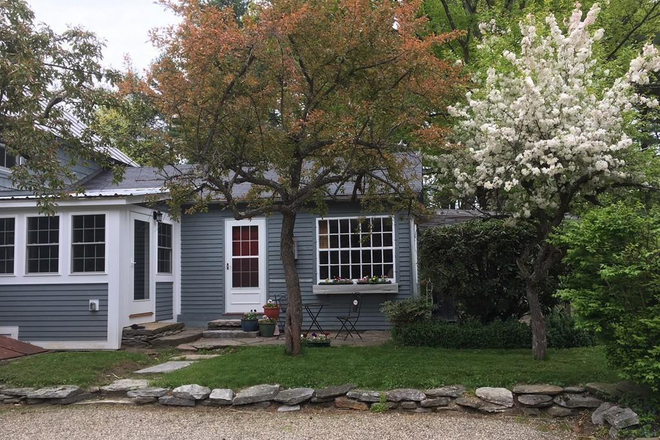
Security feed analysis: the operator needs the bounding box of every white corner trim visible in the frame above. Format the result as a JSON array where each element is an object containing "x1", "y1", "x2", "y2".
[
  {"x1": 410, "y1": 217, "x2": 419, "y2": 297},
  {"x1": 0, "y1": 326, "x2": 19, "y2": 339}
]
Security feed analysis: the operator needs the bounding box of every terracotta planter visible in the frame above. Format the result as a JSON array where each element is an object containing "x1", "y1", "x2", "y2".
[
  {"x1": 241, "y1": 319, "x2": 259, "y2": 332},
  {"x1": 259, "y1": 322, "x2": 276, "y2": 337},
  {"x1": 263, "y1": 307, "x2": 280, "y2": 320}
]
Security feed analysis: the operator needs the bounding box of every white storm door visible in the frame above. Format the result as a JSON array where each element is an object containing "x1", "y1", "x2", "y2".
[{"x1": 225, "y1": 218, "x2": 267, "y2": 313}]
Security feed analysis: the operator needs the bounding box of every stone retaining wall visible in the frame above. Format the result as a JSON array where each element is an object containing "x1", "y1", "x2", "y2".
[{"x1": 0, "y1": 381, "x2": 641, "y2": 438}]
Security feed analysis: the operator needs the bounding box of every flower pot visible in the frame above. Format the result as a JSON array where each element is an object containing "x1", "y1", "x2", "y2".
[
  {"x1": 241, "y1": 319, "x2": 259, "y2": 332},
  {"x1": 263, "y1": 307, "x2": 280, "y2": 320},
  {"x1": 306, "y1": 341, "x2": 331, "y2": 348},
  {"x1": 259, "y1": 322, "x2": 276, "y2": 337}
]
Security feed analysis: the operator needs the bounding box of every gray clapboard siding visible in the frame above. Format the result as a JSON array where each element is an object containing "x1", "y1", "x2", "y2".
[
  {"x1": 179, "y1": 208, "x2": 233, "y2": 326},
  {"x1": 156, "y1": 282, "x2": 174, "y2": 321},
  {"x1": 178, "y1": 202, "x2": 414, "y2": 330},
  {"x1": 0, "y1": 283, "x2": 108, "y2": 341}
]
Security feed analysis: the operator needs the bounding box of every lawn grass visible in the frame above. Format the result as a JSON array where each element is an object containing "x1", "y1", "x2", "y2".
[
  {"x1": 0, "y1": 351, "x2": 171, "y2": 388},
  {"x1": 156, "y1": 344, "x2": 620, "y2": 390}
]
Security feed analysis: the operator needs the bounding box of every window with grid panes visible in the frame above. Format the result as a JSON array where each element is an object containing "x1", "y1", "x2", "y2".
[
  {"x1": 0, "y1": 218, "x2": 15, "y2": 274},
  {"x1": 72, "y1": 214, "x2": 105, "y2": 273},
  {"x1": 157, "y1": 223, "x2": 172, "y2": 273},
  {"x1": 317, "y1": 217, "x2": 395, "y2": 281},
  {"x1": 27, "y1": 216, "x2": 59, "y2": 273}
]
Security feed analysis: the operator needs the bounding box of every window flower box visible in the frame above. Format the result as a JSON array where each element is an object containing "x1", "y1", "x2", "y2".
[{"x1": 312, "y1": 283, "x2": 399, "y2": 295}]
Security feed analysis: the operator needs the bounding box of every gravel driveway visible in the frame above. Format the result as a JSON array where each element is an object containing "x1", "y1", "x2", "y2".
[{"x1": 0, "y1": 405, "x2": 579, "y2": 440}]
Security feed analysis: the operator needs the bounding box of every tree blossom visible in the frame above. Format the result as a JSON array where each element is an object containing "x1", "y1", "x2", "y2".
[
  {"x1": 433, "y1": 4, "x2": 660, "y2": 220},
  {"x1": 430, "y1": 4, "x2": 660, "y2": 360}
]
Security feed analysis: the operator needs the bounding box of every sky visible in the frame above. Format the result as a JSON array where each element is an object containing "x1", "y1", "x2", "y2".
[{"x1": 27, "y1": 0, "x2": 179, "y2": 72}]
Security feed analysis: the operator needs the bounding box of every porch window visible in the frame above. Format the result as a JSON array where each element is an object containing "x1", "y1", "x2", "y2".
[
  {"x1": 157, "y1": 223, "x2": 172, "y2": 274},
  {"x1": 0, "y1": 218, "x2": 15, "y2": 274},
  {"x1": 72, "y1": 214, "x2": 105, "y2": 273},
  {"x1": 27, "y1": 216, "x2": 59, "y2": 273},
  {"x1": 317, "y1": 216, "x2": 395, "y2": 282}
]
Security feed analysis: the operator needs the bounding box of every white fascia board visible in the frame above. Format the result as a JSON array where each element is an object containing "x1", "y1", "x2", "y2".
[{"x1": 0, "y1": 191, "x2": 167, "y2": 209}]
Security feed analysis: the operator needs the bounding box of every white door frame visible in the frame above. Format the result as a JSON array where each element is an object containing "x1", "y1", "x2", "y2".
[
  {"x1": 224, "y1": 218, "x2": 267, "y2": 313},
  {"x1": 128, "y1": 211, "x2": 155, "y2": 321}
]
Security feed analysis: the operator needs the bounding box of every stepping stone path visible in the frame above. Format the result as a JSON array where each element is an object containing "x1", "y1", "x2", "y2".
[
  {"x1": 134, "y1": 361, "x2": 194, "y2": 374},
  {"x1": 475, "y1": 387, "x2": 514, "y2": 408}
]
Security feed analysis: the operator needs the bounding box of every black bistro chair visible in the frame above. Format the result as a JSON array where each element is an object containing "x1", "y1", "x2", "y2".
[{"x1": 335, "y1": 294, "x2": 362, "y2": 340}]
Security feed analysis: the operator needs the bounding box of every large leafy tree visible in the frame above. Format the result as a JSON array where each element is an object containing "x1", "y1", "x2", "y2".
[
  {"x1": 431, "y1": 5, "x2": 660, "y2": 359},
  {"x1": 120, "y1": 0, "x2": 463, "y2": 355},
  {"x1": 0, "y1": 0, "x2": 121, "y2": 207}
]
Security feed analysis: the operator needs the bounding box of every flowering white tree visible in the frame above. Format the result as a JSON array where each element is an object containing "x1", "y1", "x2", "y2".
[{"x1": 431, "y1": 4, "x2": 660, "y2": 360}]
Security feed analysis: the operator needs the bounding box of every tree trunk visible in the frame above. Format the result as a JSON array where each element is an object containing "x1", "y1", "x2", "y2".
[
  {"x1": 281, "y1": 211, "x2": 302, "y2": 355},
  {"x1": 525, "y1": 280, "x2": 548, "y2": 360}
]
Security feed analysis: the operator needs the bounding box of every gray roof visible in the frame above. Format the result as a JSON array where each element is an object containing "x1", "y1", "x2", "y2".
[{"x1": 417, "y1": 209, "x2": 484, "y2": 231}]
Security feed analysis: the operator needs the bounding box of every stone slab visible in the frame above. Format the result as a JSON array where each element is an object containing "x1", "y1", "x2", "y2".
[
  {"x1": 173, "y1": 384, "x2": 211, "y2": 400},
  {"x1": 100, "y1": 379, "x2": 148, "y2": 393},
  {"x1": 315, "y1": 384, "x2": 356, "y2": 400},
  {"x1": 386, "y1": 389, "x2": 426, "y2": 402},
  {"x1": 455, "y1": 396, "x2": 509, "y2": 413},
  {"x1": 151, "y1": 330, "x2": 203, "y2": 347},
  {"x1": 335, "y1": 396, "x2": 368, "y2": 411},
  {"x1": 512, "y1": 384, "x2": 563, "y2": 395},
  {"x1": 159, "y1": 395, "x2": 195, "y2": 407},
  {"x1": 134, "y1": 361, "x2": 194, "y2": 374},
  {"x1": 592, "y1": 402, "x2": 617, "y2": 425},
  {"x1": 202, "y1": 330, "x2": 258, "y2": 339},
  {"x1": 209, "y1": 389, "x2": 234, "y2": 405},
  {"x1": 127, "y1": 388, "x2": 169, "y2": 399},
  {"x1": 26, "y1": 386, "x2": 82, "y2": 400},
  {"x1": 275, "y1": 388, "x2": 315, "y2": 405},
  {"x1": 346, "y1": 389, "x2": 381, "y2": 403},
  {"x1": 475, "y1": 387, "x2": 514, "y2": 408},
  {"x1": 425, "y1": 385, "x2": 466, "y2": 399},
  {"x1": 603, "y1": 406, "x2": 640, "y2": 429},
  {"x1": 278, "y1": 404, "x2": 301, "y2": 412},
  {"x1": 554, "y1": 393, "x2": 602, "y2": 409},
  {"x1": 233, "y1": 384, "x2": 281, "y2": 405}
]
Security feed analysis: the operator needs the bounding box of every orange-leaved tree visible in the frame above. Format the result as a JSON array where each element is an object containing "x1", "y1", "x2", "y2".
[{"x1": 121, "y1": 0, "x2": 463, "y2": 355}]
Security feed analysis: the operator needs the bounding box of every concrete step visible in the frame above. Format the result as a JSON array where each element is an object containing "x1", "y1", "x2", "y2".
[
  {"x1": 150, "y1": 329, "x2": 203, "y2": 347},
  {"x1": 202, "y1": 330, "x2": 259, "y2": 339},
  {"x1": 207, "y1": 319, "x2": 242, "y2": 330}
]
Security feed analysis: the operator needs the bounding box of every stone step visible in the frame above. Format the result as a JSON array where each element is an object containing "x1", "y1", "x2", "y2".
[
  {"x1": 202, "y1": 330, "x2": 259, "y2": 339},
  {"x1": 207, "y1": 319, "x2": 242, "y2": 330},
  {"x1": 122, "y1": 322, "x2": 185, "y2": 338},
  {"x1": 150, "y1": 329, "x2": 203, "y2": 347}
]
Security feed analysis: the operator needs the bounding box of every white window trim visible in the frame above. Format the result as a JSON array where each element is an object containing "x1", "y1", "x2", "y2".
[
  {"x1": 70, "y1": 213, "x2": 107, "y2": 275},
  {"x1": 315, "y1": 215, "x2": 396, "y2": 283},
  {"x1": 0, "y1": 216, "x2": 16, "y2": 276},
  {"x1": 157, "y1": 222, "x2": 173, "y2": 274},
  {"x1": 25, "y1": 215, "x2": 61, "y2": 275}
]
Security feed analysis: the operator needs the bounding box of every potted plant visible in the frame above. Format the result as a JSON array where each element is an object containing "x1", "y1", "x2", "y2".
[
  {"x1": 263, "y1": 299, "x2": 281, "y2": 320},
  {"x1": 302, "y1": 332, "x2": 332, "y2": 347},
  {"x1": 357, "y1": 275, "x2": 392, "y2": 284},
  {"x1": 241, "y1": 310, "x2": 259, "y2": 332},
  {"x1": 258, "y1": 315, "x2": 277, "y2": 337}
]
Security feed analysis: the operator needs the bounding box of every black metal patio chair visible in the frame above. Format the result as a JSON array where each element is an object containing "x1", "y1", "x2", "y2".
[{"x1": 335, "y1": 294, "x2": 362, "y2": 340}]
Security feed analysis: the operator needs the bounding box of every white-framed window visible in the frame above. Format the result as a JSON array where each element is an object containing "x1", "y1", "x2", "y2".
[
  {"x1": 26, "y1": 216, "x2": 60, "y2": 274},
  {"x1": 317, "y1": 216, "x2": 395, "y2": 282},
  {"x1": 0, "y1": 144, "x2": 21, "y2": 170},
  {"x1": 0, "y1": 218, "x2": 15, "y2": 274},
  {"x1": 157, "y1": 222, "x2": 173, "y2": 274},
  {"x1": 71, "y1": 214, "x2": 106, "y2": 273}
]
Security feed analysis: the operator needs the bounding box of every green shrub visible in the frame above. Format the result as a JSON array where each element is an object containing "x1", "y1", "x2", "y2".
[
  {"x1": 419, "y1": 220, "x2": 560, "y2": 322},
  {"x1": 555, "y1": 202, "x2": 660, "y2": 390},
  {"x1": 396, "y1": 311, "x2": 595, "y2": 349},
  {"x1": 380, "y1": 295, "x2": 436, "y2": 329}
]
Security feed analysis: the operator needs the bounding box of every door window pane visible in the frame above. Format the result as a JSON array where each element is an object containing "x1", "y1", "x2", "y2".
[{"x1": 133, "y1": 220, "x2": 150, "y2": 300}]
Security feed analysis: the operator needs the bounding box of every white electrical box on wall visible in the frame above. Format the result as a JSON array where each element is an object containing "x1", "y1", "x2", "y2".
[{"x1": 89, "y1": 299, "x2": 100, "y2": 312}]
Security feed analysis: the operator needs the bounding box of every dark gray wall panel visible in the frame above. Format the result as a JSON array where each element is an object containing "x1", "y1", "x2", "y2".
[
  {"x1": 156, "y1": 282, "x2": 174, "y2": 321},
  {"x1": 0, "y1": 283, "x2": 108, "y2": 341}
]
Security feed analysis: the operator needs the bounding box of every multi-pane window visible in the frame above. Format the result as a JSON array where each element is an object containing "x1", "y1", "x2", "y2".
[
  {"x1": 0, "y1": 145, "x2": 19, "y2": 169},
  {"x1": 0, "y1": 218, "x2": 15, "y2": 274},
  {"x1": 158, "y1": 223, "x2": 172, "y2": 273},
  {"x1": 72, "y1": 215, "x2": 105, "y2": 273},
  {"x1": 27, "y1": 216, "x2": 59, "y2": 273},
  {"x1": 317, "y1": 217, "x2": 395, "y2": 281},
  {"x1": 231, "y1": 225, "x2": 259, "y2": 288}
]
